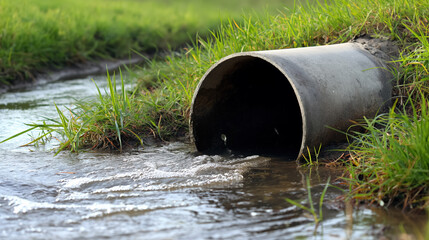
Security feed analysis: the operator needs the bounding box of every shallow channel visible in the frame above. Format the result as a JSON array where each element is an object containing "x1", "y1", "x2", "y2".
[{"x1": 0, "y1": 76, "x2": 427, "y2": 239}]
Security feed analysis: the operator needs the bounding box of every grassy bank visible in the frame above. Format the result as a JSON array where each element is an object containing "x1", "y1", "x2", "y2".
[
  {"x1": 344, "y1": 29, "x2": 429, "y2": 210},
  {"x1": 3, "y1": 0, "x2": 429, "y2": 209},
  {"x1": 0, "y1": 0, "x2": 288, "y2": 85}
]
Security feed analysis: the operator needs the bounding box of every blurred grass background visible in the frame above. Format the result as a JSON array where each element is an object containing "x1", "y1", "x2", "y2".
[{"x1": 0, "y1": 0, "x2": 292, "y2": 84}]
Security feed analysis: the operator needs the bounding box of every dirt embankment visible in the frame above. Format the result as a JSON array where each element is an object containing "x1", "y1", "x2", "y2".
[{"x1": 352, "y1": 34, "x2": 400, "y2": 65}]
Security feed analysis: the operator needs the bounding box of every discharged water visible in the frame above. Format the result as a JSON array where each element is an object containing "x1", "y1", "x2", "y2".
[{"x1": 0, "y1": 76, "x2": 427, "y2": 239}]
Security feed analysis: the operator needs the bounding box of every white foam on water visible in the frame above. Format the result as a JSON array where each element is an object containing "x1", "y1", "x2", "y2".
[
  {"x1": 56, "y1": 192, "x2": 91, "y2": 202},
  {"x1": 53, "y1": 152, "x2": 270, "y2": 207},
  {"x1": 3, "y1": 195, "x2": 59, "y2": 214},
  {"x1": 105, "y1": 193, "x2": 141, "y2": 199},
  {"x1": 92, "y1": 185, "x2": 134, "y2": 194},
  {"x1": 1, "y1": 194, "x2": 181, "y2": 217},
  {"x1": 60, "y1": 177, "x2": 104, "y2": 189}
]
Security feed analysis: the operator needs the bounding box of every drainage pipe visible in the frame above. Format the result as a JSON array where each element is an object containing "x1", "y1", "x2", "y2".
[{"x1": 190, "y1": 43, "x2": 393, "y2": 160}]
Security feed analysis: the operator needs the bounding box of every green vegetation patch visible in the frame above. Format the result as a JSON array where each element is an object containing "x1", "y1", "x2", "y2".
[
  {"x1": 345, "y1": 26, "x2": 429, "y2": 210},
  {"x1": 0, "y1": 0, "x2": 288, "y2": 84}
]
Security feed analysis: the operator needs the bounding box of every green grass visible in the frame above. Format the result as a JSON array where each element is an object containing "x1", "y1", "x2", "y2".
[
  {"x1": 2, "y1": 0, "x2": 429, "y2": 208},
  {"x1": 0, "y1": 0, "x2": 290, "y2": 85},
  {"x1": 302, "y1": 144, "x2": 323, "y2": 166},
  {"x1": 285, "y1": 176, "x2": 330, "y2": 230},
  {"x1": 1, "y1": 69, "x2": 147, "y2": 152},
  {"x1": 345, "y1": 97, "x2": 429, "y2": 209},
  {"x1": 344, "y1": 26, "x2": 429, "y2": 210}
]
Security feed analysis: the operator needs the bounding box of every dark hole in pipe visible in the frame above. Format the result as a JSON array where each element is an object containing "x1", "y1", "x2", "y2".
[{"x1": 192, "y1": 56, "x2": 302, "y2": 156}]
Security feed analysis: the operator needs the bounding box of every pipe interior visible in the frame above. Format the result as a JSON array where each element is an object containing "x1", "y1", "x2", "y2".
[{"x1": 193, "y1": 56, "x2": 302, "y2": 156}]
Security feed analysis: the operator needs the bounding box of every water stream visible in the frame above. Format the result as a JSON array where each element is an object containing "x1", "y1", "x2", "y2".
[{"x1": 0, "y1": 76, "x2": 427, "y2": 239}]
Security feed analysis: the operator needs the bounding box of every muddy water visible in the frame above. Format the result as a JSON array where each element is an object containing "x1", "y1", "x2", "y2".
[{"x1": 0, "y1": 76, "x2": 427, "y2": 239}]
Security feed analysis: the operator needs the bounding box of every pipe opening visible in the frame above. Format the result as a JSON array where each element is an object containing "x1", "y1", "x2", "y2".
[{"x1": 192, "y1": 56, "x2": 302, "y2": 156}]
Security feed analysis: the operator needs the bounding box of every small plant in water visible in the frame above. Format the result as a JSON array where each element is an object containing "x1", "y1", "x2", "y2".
[
  {"x1": 301, "y1": 144, "x2": 322, "y2": 166},
  {"x1": 285, "y1": 176, "x2": 330, "y2": 230}
]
